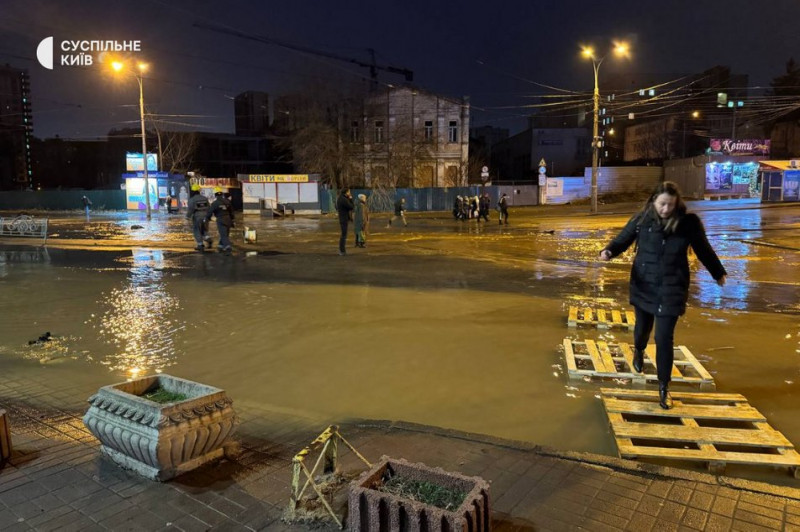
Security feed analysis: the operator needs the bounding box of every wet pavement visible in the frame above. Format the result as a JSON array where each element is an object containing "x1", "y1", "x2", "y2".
[{"x1": 2, "y1": 199, "x2": 800, "y2": 530}]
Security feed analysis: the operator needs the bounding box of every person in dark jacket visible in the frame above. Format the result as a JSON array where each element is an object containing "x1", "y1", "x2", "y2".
[
  {"x1": 336, "y1": 188, "x2": 354, "y2": 255},
  {"x1": 205, "y1": 187, "x2": 235, "y2": 252},
  {"x1": 498, "y1": 193, "x2": 509, "y2": 225},
  {"x1": 388, "y1": 197, "x2": 407, "y2": 227},
  {"x1": 599, "y1": 181, "x2": 726, "y2": 409},
  {"x1": 186, "y1": 185, "x2": 211, "y2": 251},
  {"x1": 81, "y1": 195, "x2": 92, "y2": 216}
]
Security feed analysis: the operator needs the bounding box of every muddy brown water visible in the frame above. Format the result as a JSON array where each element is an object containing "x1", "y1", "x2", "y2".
[{"x1": 2, "y1": 202, "x2": 799, "y2": 484}]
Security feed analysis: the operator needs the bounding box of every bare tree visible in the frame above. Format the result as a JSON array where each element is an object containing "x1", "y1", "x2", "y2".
[{"x1": 159, "y1": 130, "x2": 199, "y2": 174}]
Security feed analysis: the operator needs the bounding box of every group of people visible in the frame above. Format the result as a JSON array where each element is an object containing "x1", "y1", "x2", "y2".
[
  {"x1": 335, "y1": 188, "x2": 371, "y2": 255},
  {"x1": 453, "y1": 193, "x2": 509, "y2": 225},
  {"x1": 185, "y1": 184, "x2": 235, "y2": 252}
]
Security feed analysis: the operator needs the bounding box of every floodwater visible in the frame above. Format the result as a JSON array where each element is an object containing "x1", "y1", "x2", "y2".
[{"x1": 1, "y1": 201, "x2": 799, "y2": 483}]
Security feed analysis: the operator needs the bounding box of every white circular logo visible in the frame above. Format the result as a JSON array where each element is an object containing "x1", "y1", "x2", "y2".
[{"x1": 37, "y1": 36, "x2": 54, "y2": 70}]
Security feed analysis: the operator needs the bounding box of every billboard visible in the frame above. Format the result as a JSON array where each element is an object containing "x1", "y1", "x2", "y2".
[
  {"x1": 126, "y1": 152, "x2": 159, "y2": 172},
  {"x1": 125, "y1": 177, "x2": 159, "y2": 210},
  {"x1": 784, "y1": 170, "x2": 800, "y2": 201}
]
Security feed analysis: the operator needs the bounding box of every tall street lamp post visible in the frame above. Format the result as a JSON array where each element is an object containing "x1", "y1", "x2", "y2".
[
  {"x1": 112, "y1": 61, "x2": 152, "y2": 219},
  {"x1": 581, "y1": 42, "x2": 629, "y2": 214}
]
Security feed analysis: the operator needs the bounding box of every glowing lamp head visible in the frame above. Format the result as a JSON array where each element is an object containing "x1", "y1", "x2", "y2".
[{"x1": 111, "y1": 61, "x2": 124, "y2": 72}]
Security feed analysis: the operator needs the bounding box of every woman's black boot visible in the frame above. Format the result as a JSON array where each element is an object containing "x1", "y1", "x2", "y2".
[
  {"x1": 658, "y1": 381, "x2": 673, "y2": 410},
  {"x1": 633, "y1": 348, "x2": 644, "y2": 373}
]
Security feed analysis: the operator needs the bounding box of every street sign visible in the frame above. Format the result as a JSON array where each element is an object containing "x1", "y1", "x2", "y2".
[
  {"x1": 538, "y1": 158, "x2": 546, "y2": 167},
  {"x1": 538, "y1": 166, "x2": 547, "y2": 175},
  {"x1": 538, "y1": 175, "x2": 546, "y2": 186},
  {"x1": 480, "y1": 165, "x2": 489, "y2": 181},
  {"x1": 481, "y1": 166, "x2": 489, "y2": 173}
]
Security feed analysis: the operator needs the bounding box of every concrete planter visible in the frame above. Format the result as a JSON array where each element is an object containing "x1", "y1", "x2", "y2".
[
  {"x1": 348, "y1": 456, "x2": 491, "y2": 531},
  {"x1": 82, "y1": 374, "x2": 237, "y2": 481}
]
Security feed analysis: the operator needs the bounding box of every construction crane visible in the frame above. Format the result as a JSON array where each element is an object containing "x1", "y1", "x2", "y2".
[{"x1": 193, "y1": 22, "x2": 413, "y2": 85}]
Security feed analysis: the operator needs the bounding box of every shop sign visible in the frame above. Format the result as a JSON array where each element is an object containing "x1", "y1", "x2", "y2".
[
  {"x1": 708, "y1": 139, "x2": 770, "y2": 156},
  {"x1": 189, "y1": 177, "x2": 239, "y2": 188},
  {"x1": 244, "y1": 174, "x2": 309, "y2": 183}
]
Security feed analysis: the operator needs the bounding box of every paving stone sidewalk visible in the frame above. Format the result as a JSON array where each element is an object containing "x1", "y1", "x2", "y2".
[{"x1": 2, "y1": 372, "x2": 800, "y2": 531}]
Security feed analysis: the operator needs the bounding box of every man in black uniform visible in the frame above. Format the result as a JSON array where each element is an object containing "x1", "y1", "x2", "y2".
[
  {"x1": 336, "y1": 188, "x2": 354, "y2": 255},
  {"x1": 205, "y1": 187, "x2": 235, "y2": 252},
  {"x1": 185, "y1": 184, "x2": 211, "y2": 250}
]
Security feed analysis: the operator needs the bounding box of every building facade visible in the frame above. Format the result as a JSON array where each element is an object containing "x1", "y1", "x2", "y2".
[
  {"x1": 349, "y1": 87, "x2": 470, "y2": 187},
  {"x1": 0, "y1": 64, "x2": 33, "y2": 189},
  {"x1": 234, "y1": 91, "x2": 270, "y2": 137}
]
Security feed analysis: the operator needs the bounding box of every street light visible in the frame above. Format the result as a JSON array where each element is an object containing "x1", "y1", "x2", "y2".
[
  {"x1": 581, "y1": 41, "x2": 630, "y2": 214},
  {"x1": 112, "y1": 60, "x2": 152, "y2": 219}
]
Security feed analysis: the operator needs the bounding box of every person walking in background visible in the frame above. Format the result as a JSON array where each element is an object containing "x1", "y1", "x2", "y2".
[
  {"x1": 81, "y1": 195, "x2": 92, "y2": 216},
  {"x1": 388, "y1": 197, "x2": 407, "y2": 227},
  {"x1": 479, "y1": 193, "x2": 491, "y2": 222},
  {"x1": 498, "y1": 193, "x2": 509, "y2": 225},
  {"x1": 205, "y1": 187, "x2": 235, "y2": 252},
  {"x1": 336, "y1": 188, "x2": 354, "y2": 255},
  {"x1": 599, "y1": 181, "x2": 726, "y2": 409},
  {"x1": 354, "y1": 193, "x2": 369, "y2": 248},
  {"x1": 186, "y1": 185, "x2": 211, "y2": 251}
]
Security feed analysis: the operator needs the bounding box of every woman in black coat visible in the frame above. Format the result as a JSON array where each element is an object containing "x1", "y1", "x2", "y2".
[{"x1": 599, "y1": 181, "x2": 726, "y2": 409}]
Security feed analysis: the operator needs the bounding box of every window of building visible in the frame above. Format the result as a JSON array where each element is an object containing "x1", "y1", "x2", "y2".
[
  {"x1": 424, "y1": 120, "x2": 433, "y2": 141},
  {"x1": 350, "y1": 121, "x2": 360, "y2": 143},
  {"x1": 374, "y1": 120, "x2": 384, "y2": 143},
  {"x1": 448, "y1": 121, "x2": 458, "y2": 143}
]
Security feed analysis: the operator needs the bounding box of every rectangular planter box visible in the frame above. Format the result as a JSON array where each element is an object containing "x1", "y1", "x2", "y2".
[
  {"x1": 82, "y1": 374, "x2": 237, "y2": 481},
  {"x1": 348, "y1": 456, "x2": 490, "y2": 532}
]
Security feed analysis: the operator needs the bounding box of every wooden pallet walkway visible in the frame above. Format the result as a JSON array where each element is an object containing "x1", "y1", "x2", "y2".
[
  {"x1": 600, "y1": 388, "x2": 800, "y2": 477},
  {"x1": 567, "y1": 306, "x2": 636, "y2": 331},
  {"x1": 563, "y1": 339, "x2": 715, "y2": 390}
]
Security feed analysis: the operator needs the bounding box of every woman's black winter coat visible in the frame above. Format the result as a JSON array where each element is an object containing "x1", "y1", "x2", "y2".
[{"x1": 604, "y1": 211, "x2": 726, "y2": 317}]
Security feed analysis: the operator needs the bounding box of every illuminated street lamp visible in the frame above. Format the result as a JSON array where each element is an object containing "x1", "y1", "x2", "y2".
[
  {"x1": 581, "y1": 41, "x2": 630, "y2": 214},
  {"x1": 112, "y1": 60, "x2": 152, "y2": 219}
]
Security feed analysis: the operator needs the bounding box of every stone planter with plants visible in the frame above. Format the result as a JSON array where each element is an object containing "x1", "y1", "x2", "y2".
[
  {"x1": 82, "y1": 374, "x2": 237, "y2": 481},
  {"x1": 348, "y1": 456, "x2": 491, "y2": 531}
]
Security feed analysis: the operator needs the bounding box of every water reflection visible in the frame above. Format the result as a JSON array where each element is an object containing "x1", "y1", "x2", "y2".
[
  {"x1": 0, "y1": 248, "x2": 51, "y2": 278},
  {"x1": 89, "y1": 249, "x2": 183, "y2": 377}
]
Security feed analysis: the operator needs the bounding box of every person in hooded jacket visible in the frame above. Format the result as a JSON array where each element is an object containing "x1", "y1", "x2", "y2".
[
  {"x1": 205, "y1": 187, "x2": 235, "y2": 252},
  {"x1": 354, "y1": 193, "x2": 369, "y2": 248},
  {"x1": 599, "y1": 181, "x2": 726, "y2": 409},
  {"x1": 186, "y1": 184, "x2": 211, "y2": 250}
]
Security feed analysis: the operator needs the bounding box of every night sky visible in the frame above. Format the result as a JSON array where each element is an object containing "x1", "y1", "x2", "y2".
[{"x1": 2, "y1": 0, "x2": 798, "y2": 139}]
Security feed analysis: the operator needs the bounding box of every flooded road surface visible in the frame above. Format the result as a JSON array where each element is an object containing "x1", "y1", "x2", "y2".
[{"x1": 2, "y1": 201, "x2": 799, "y2": 483}]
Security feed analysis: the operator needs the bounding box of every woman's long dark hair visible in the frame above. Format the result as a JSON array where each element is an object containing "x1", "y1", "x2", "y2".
[{"x1": 637, "y1": 181, "x2": 687, "y2": 234}]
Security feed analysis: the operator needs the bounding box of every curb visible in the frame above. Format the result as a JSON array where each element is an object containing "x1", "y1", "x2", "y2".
[{"x1": 345, "y1": 418, "x2": 800, "y2": 502}]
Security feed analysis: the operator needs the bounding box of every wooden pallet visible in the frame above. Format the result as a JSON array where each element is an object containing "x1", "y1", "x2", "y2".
[
  {"x1": 563, "y1": 339, "x2": 715, "y2": 390},
  {"x1": 600, "y1": 388, "x2": 800, "y2": 477},
  {"x1": 567, "y1": 306, "x2": 635, "y2": 331}
]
